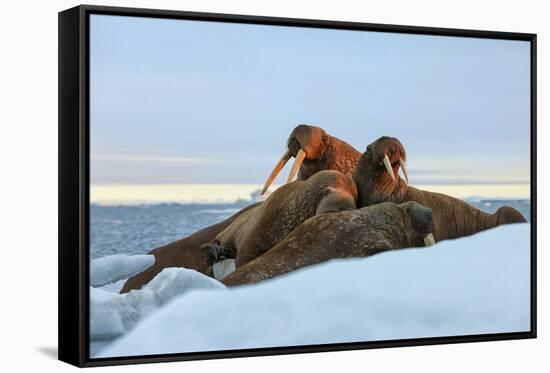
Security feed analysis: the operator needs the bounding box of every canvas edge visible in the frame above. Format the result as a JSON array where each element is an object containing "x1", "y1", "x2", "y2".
[
  {"x1": 56, "y1": 4, "x2": 538, "y2": 368},
  {"x1": 59, "y1": 5, "x2": 86, "y2": 368}
]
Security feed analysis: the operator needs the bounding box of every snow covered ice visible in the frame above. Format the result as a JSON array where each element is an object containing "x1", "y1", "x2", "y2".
[
  {"x1": 90, "y1": 267, "x2": 226, "y2": 355},
  {"x1": 94, "y1": 223, "x2": 531, "y2": 358},
  {"x1": 90, "y1": 254, "x2": 155, "y2": 287}
]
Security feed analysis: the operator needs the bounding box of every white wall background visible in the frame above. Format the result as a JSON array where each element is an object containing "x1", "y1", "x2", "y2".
[{"x1": 0, "y1": 0, "x2": 546, "y2": 371}]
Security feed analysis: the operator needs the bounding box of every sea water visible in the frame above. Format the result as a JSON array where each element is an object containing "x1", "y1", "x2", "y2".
[{"x1": 90, "y1": 199, "x2": 531, "y2": 259}]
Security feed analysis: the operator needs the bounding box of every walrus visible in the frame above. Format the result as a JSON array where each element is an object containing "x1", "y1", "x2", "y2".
[
  {"x1": 352, "y1": 136, "x2": 526, "y2": 242},
  {"x1": 119, "y1": 203, "x2": 260, "y2": 293},
  {"x1": 261, "y1": 124, "x2": 362, "y2": 195},
  {"x1": 222, "y1": 201, "x2": 435, "y2": 286},
  {"x1": 121, "y1": 126, "x2": 360, "y2": 292},
  {"x1": 204, "y1": 170, "x2": 358, "y2": 268}
]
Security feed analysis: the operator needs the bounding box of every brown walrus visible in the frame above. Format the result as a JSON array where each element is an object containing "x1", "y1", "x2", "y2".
[
  {"x1": 261, "y1": 124, "x2": 362, "y2": 195},
  {"x1": 121, "y1": 125, "x2": 360, "y2": 292},
  {"x1": 119, "y1": 203, "x2": 260, "y2": 293},
  {"x1": 222, "y1": 201, "x2": 435, "y2": 286},
  {"x1": 353, "y1": 136, "x2": 526, "y2": 242},
  {"x1": 204, "y1": 170, "x2": 358, "y2": 268}
]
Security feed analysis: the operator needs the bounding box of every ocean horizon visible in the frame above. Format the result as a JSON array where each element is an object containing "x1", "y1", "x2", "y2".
[
  {"x1": 90, "y1": 183, "x2": 530, "y2": 205},
  {"x1": 90, "y1": 182, "x2": 531, "y2": 258}
]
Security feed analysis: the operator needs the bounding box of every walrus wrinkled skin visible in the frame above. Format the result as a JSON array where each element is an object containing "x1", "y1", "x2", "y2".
[
  {"x1": 353, "y1": 136, "x2": 526, "y2": 242},
  {"x1": 122, "y1": 125, "x2": 360, "y2": 291},
  {"x1": 222, "y1": 201, "x2": 434, "y2": 286},
  {"x1": 262, "y1": 124, "x2": 362, "y2": 194},
  {"x1": 119, "y1": 203, "x2": 260, "y2": 293},
  {"x1": 205, "y1": 170, "x2": 358, "y2": 268}
]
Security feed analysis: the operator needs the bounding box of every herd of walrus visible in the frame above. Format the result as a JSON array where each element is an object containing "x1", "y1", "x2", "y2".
[{"x1": 120, "y1": 124, "x2": 526, "y2": 293}]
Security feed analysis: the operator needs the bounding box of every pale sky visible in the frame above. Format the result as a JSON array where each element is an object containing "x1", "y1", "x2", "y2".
[{"x1": 90, "y1": 14, "x2": 531, "y2": 186}]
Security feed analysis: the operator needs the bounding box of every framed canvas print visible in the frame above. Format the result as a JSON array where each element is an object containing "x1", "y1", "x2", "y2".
[{"x1": 58, "y1": 5, "x2": 537, "y2": 367}]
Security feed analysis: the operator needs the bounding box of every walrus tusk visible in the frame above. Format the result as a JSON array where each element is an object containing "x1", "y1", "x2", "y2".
[
  {"x1": 287, "y1": 149, "x2": 306, "y2": 182},
  {"x1": 399, "y1": 157, "x2": 409, "y2": 184},
  {"x1": 261, "y1": 150, "x2": 291, "y2": 195},
  {"x1": 423, "y1": 233, "x2": 436, "y2": 247},
  {"x1": 383, "y1": 154, "x2": 395, "y2": 181}
]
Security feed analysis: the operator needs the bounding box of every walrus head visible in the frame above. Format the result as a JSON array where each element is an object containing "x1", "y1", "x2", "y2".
[
  {"x1": 400, "y1": 201, "x2": 436, "y2": 247},
  {"x1": 353, "y1": 136, "x2": 409, "y2": 207},
  {"x1": 261, "y1": 124, "x2": 328, "y2": 195}
]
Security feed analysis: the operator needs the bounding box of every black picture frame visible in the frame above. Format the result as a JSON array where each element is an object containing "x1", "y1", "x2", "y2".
[{"x1": 58, "y1": 4, "x2": 537, "y2": 368}]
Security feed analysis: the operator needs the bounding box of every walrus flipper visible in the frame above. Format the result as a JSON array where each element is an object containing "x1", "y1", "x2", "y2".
[
  {"x1": 495, "y1": 206, "x2": 527, "y2": 225},
  {"x1": 202, "y1": 240, "x2": 236, "y2": 265}
]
